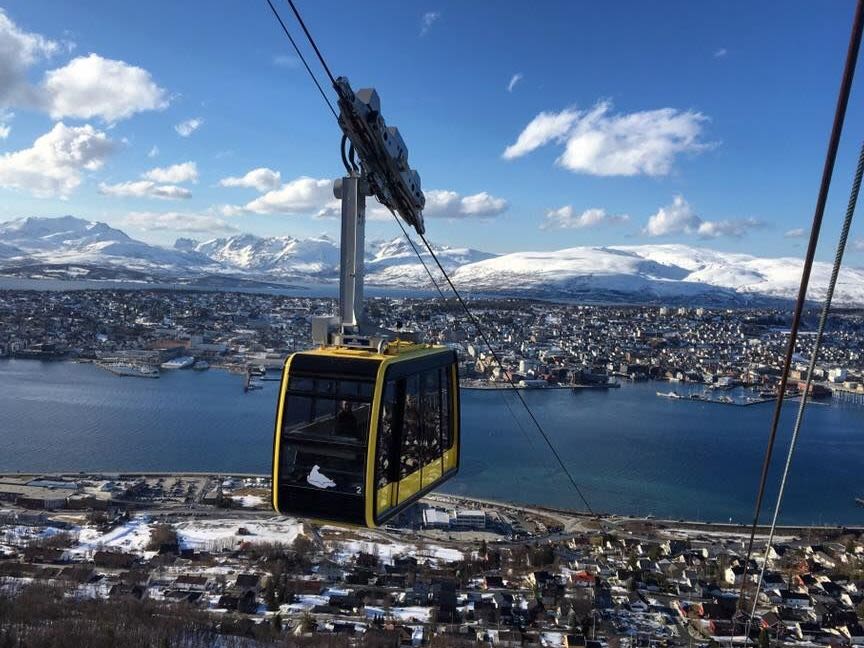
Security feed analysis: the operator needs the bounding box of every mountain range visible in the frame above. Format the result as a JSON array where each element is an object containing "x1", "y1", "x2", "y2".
[{"x1": 0, "y1": 215, "x2": 862, "y2": 306}]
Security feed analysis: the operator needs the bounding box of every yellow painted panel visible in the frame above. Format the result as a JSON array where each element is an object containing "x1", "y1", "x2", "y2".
[
  {"x1": 376, "y1": 482, "x2": 394, "y2": 514},
  {"x1": 443, "y1": 446, "x2": 458, "y2": 472},
  {"x1": 422, "y1": 458, "x2": 442, "y2": 488},
  {"x1": 397, "y1": 469, "x2": 422, "y2": 504},
  {"x1": 271, "y1": 354, "x2": 296, "y2": 514}
]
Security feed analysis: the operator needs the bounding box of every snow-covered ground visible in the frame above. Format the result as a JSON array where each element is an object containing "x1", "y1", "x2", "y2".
[
  {"x1": 72, "y1": 517, "x2": 154, "y2": 557},
  {"x1": 364, "y1": 605, "x2": 433, "y2": 622},
  {"x1": 230, "y1": 494, "x2": 267, "y2": 508},
  {"x1": 174, "y1": 517, "x2": 305, "y2": 550},
  {"x1": 327, "y1": 537, "x2": 464, "y2": 566}
]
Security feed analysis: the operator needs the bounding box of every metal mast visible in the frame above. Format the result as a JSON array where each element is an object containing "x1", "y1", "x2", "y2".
[{"x1": 312, "y1": 79, "x2": 426, "y2": 351}]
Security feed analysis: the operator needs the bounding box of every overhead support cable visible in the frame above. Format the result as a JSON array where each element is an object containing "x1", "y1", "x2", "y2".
[
  {"x1": 387, "y1": 208, "x2": 539, "y2": 451},
  {"x1": 737, "y1": 0, "x2": 864, "y2": 611},
  {"x1": 416, "y1": 232, "x2": 596, "y2": 516},
  {"x1": 284, "y1": 0, "x2": 338, "y2": 86},
  {"x1": 265, "y1": 0, "x2": 338, "y2": 120},
  {"x1": 744, "y1": 139, "x2": 864, "y2": 638}
]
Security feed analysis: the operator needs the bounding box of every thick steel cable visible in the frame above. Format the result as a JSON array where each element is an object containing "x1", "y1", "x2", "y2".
[
  {"x1": 387, "y1": 208, "x2": 539, "y2": 451},
  {"x1": 265, "y1": 0, "x2": 338, "y2": 120},
  {"x1": 737, "y1": 0, "x2": 864, "y2": 609},
  {"x1": 417, "y1": 232, "x2": 596, "y2": 516},
  {"x1": 284, "y1": 0, "x2": 338, "y2": 86},
  {"x1": 744, "y1": 140, "x2": 864, "y2": 637}
]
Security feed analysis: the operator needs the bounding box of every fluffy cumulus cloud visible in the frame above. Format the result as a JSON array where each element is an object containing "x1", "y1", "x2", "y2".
[
  {"x1": 0, "y1": 122, "x2": 114, "y2": 197},
  {"x1": 98, "y1": 180, "x2": 191, "y2": 200},
  {"x1": 507, "y1": 73, "x2": 523, "y2": 93},
  {"x1": 503, "y1": 100, "x2": 710, "y2": 176},
  {"x1": 0, "y1": 9, "x2": 58, "y2": 106},
  {"x1": 423, "y1": 190, "x2": 508, "y2": 219},
  {"x1": 643, "y1": 195, "x2": 761, "y2": 239},
  {"x1": 541, "y1": 206, "x2": 629, "y2": 230},
  {"x1": 123, "y1": 211, "x2": 238, "y2": 235},
  {"x1": 244, "y1": 176, "x2": 332, "y2": 214},
  {"x1": 784, "y1": 227, "x2": 806, "y2": 238},
  {"x1": 219, "y1": 167, "x2": 282, "y2": 192},
  {"x1": 143, "y1": 161, "x2": 198, "y2": 184},
  {"x1": 41, "y1": 53, "x2": 168, "y2": 122},
  {"x1": 853, "y1": 238, "x2": 864, "y2": 252},
  {"x1": 175, "y1": 117, "x2": 203, "y2": 137}
]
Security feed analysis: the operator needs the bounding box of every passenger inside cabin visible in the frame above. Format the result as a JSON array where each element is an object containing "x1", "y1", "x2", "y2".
[{"x1": 335, "y1": 400, "x2": 359, "y2": 439}]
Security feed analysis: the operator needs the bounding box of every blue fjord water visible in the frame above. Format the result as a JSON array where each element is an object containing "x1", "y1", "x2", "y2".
[{"x1": 0, "y1": 358, "x2": 861, "y2": 525}]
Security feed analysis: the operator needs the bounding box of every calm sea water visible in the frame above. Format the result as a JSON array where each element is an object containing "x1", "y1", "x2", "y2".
[{"x1": 0, "y1": 359, "x2": 861, "y2": 525}]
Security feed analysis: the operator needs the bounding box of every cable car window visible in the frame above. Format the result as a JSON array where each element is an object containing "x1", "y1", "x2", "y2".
[
  {"x1": 440, "y1": 366, "x2": 452, "y2": 450},
  {"x1": 290, "y1": 377, "x2": 314, "y2": 392},
  {"x1": 376, "y1": 380, "x2": 397, "y2": 489},
  {"x1": 279, "y1": 378, "x2": 372, "y2": 496},
  {"x1": 421, "y1": 369, "x2": 441, "y2": 461},
  {"x1": 400, "y1": 374, "x2": 420, "y2": 479}
]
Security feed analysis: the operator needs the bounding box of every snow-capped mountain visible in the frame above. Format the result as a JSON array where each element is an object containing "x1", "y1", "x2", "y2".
[
  {"x1": 1, "y1": 216, "x2": 863, "y2": 305},
  {"x1": 451, "y1": 244, "x2": 864, "y2": 305},
  {"x1": 186, "y1": 233, "x2": 340, "y2": 277},
  {"x1": 0, "y1": 216, "x2": 218, "y2": 272}
]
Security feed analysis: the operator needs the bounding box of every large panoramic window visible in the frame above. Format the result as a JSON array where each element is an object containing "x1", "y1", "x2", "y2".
[{"x1": 279, "y1": 376, "x2": 372, "y2": 495}]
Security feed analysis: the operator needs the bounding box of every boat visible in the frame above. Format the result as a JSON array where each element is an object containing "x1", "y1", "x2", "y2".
[
  {"x1": 656, "y1": 391, "x2": 681, "y2": 399},
  {"x1": 160, "y1": 356, "x2": 195, "y2": 370},
  {"x1": 193, "y1": 360, "x2": 210, "y2": 371},
  {"x1": 101, "y1": 362, "x2": 159, "y2": 378}
]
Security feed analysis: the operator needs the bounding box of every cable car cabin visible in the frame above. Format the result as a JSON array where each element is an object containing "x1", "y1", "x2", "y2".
[{"x1": 272, "y1": 343, "x2": 459, "y2": 528}]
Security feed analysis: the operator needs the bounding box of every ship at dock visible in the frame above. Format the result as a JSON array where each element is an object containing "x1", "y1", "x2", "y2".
[
  {"x1": 99, "y1": 362, "x2": 159, "y2": 379},
  {"x1": 160, "y1": 356, "x2": 195, "y2": 370}
]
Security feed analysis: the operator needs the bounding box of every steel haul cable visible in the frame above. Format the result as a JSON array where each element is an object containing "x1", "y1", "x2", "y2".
[
  {"x1": 266, "y1": 0, "x2": 590, "y2": 504},
  {"x1": 743, "y1": 139, "x2": 864, "y2": 639},
  {"x1": 737, "y1": 0, "x2": 864, "y2": 612},
  {"x1": 417, "y1": 231, "x2": 596, "y2": 516}
]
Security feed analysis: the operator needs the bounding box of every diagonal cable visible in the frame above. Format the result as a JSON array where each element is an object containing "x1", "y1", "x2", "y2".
[
  {"x1": 743, "y1": 140, "x2": 864, "y2": 638},
  {"x1": 737, "y1": 0, "x2": 864, "y2": 609},
  {"x1": 417, "y1": 231, "x2": 595, "y2": 516}
]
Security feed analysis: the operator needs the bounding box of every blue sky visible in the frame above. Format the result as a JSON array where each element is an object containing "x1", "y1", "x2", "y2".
[{"x1": 0, "y1": 1, "x2": 862, "y2": 260}]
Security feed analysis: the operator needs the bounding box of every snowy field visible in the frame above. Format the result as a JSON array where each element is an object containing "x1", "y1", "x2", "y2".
[{"x1": 174, "y1": 517, "x2": 305, "y2": 550}]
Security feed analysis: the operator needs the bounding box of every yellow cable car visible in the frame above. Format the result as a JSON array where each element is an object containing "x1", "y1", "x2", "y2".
[
  {"x1": 272, "y1": 343, "x2": 459, "y2": 527},
  {"x1": 271, "y1": 81, "x2": 461, "y2": 527}
]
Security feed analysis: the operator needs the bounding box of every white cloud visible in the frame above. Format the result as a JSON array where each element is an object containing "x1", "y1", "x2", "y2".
[
  {"x1": 644, "y1": 195, "x2": 760, "y2": 239},
  {"x1": 695, "y1": 218, "x2": 762, "y2": 238},
  {"x1": 175, "y1": 117, "x2": 203, "y2": 137},
  {"x1": 219, "y1": 167, "x2": 282, "y2": 192},
  {"x1": 502, "y1": 108, "x2": 580, "y2": 160},
  {"x1": 424, "y1": 189, "x2": 508, "y2": 219},
  {"x1": 714, "y1": 48, "x2": 728, "y2": 58},
  {"x1": 41, "y1": 53, "x2": 168, "y2": 122},
  {"x1": 244, "y1": 176, "x2": 332, "y2": 214},
  {"x1": 784, "y1": 227, "x2": 806, "y2": 238},
  {"x1": 504, "y1": 100, "x2": 710, "y2": 176},
  {"x1": 853, "y1": 238, "x2": 864, "y2": 252},
  {"x1": 0, "y1": 9, "x2": 58, "y2": 107},
  {"x1": 143, "y1": 161, "x2": 198, "y2": 184},
  {"x1": 541, "y1": 206, "x2": 629, "y2": 230},
  {"x1": 507, "y1": 73, "x2": 523, "y2": 93},
  {"x1": 0, "y1": 122, "x2": 114, "y2": 197},
  {"x1": 123, "y1": 211, "x2": 238, "y2": 235},
  {"x1": 420, "y1": 11, "x2": 440, "y2": 35},
  {"x1": 147, "y1": 145, "x2": 159, "y2": 158},
  {"x1": 98, "y1": 180, "x2": 191, "y2": 200}
]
